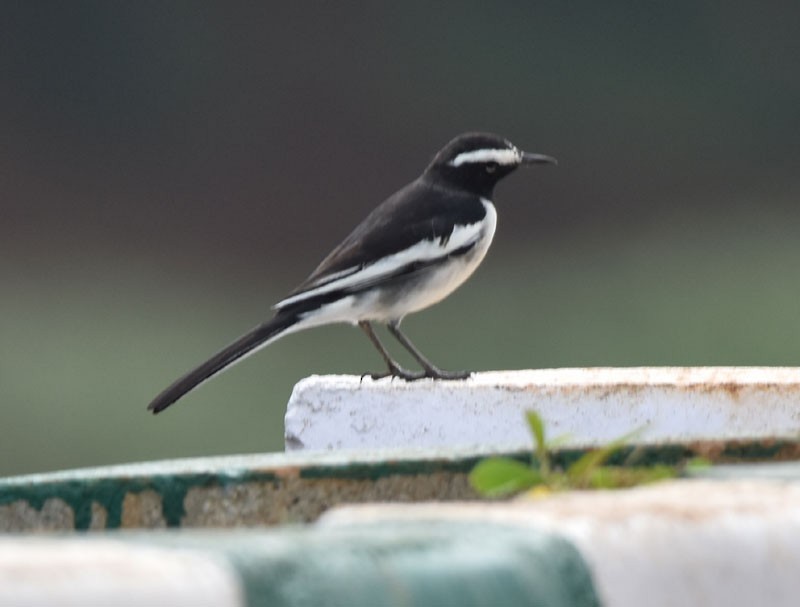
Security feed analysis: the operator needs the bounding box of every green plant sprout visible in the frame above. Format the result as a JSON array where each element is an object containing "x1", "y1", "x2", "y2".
[{"x1": 469, "y1": 411, "x2": 685, "y2": 497}]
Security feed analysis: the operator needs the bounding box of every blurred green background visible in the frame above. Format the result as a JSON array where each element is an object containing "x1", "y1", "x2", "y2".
[{"x1": 2, "y1": 3, "x2": 800, "y2": 476}]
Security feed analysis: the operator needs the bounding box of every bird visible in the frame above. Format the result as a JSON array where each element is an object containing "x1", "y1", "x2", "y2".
[{"x1": 148, "y1": 132, "x2": 556, "y2": 413}]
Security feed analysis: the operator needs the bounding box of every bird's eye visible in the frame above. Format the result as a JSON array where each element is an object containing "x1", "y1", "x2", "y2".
[{"x1": 485, "y1": 162, "x2": 497, "y2": 174}]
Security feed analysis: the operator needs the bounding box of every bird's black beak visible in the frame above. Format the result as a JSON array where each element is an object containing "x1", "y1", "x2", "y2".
[{"x1": 520, "y1": 152, "x2": 558, "y2": 166}]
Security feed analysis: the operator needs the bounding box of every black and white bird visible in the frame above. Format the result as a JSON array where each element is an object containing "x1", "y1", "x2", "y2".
[{"x1": 148, "y1": 132, "x2": 556, "y2": 413}]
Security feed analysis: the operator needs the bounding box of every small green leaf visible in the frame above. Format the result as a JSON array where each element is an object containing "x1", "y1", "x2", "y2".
[
  {"x1": 526, "y1": 411, "x2": 546, "y2": 449},
  {"x1": 469, "y1": 457, "x2": 544, "y2": 497},
  {"x1": 525, "y1": 411, "x2": 550, "y2": 475},
  {"x1": 568, "y1": 446, "x2": 620, "y2": 486},
  {"x1": 566, "y1": 429, "x2": 641, "y2": 486}
]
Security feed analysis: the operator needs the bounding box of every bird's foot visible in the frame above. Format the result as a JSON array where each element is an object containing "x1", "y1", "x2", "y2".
[
  {"x1": 362, "y1": 364, "x2": 471, "y2": 382},
  {"x1": 423, "y1": 367, "x2": 472, "y2": 380},
  {"x1": 364, "y1": 363, "x2": 425, "y2": 381}
]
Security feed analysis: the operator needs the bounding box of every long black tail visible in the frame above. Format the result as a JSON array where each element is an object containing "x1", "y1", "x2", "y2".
[{"x1": 148, "y1": 313, "x2": 297, "y2": 414}]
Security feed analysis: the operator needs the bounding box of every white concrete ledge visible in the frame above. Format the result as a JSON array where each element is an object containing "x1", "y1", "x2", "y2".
[{"x1": 284, "y1": 367, "x2": 800, "y2": 451}]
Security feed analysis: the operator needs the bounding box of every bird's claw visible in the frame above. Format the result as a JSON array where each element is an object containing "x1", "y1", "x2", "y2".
[
  {"x1": 364, "y1": 363, "x2": 425, "y2": 381},
  {"x1": 363, "y1": 366, "x2": 471, "y2": 381},
  {"x1": 424, "y1": 368, "x2": 472, "y2": 380}
]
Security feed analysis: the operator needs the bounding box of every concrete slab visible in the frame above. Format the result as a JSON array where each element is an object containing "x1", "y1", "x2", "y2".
[
  {"x1": 285, "y1": 368, "x2": 800, "y2": 451},
  {"x1": 0, "y1": 449, "x2": 482, "y2": 531},
  {"x1": 0, "y1": 526, "x2": 600, "y2": 607},
  {"x1": 321, "y1": 478, "x2": 800, "y2": 607},
  {"x1": 0, "y1": 538, "x2": 241, "y2": 607}
]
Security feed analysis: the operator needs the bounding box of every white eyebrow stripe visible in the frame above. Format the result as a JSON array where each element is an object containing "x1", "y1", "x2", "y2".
[
  {"x1": 449, "y1": 148, "x2": 520, "y2": 167},
  {"x1": 273, "y1": 220, "x2": 486, "y2": 310}
]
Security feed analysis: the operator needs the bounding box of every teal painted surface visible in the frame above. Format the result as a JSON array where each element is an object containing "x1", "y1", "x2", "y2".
[
  {"x1": 0, "y1": 472, "x2": 247, "y2": 530},
  {"x1": 0, "y1": 451, "x2": 475, "y2": 529},
  {"x1": 141, "y1": 523, "x2": 601, "y2": 607},
  {"x1": 0, "y1": 451, "x2": 474, "y2": 530}
]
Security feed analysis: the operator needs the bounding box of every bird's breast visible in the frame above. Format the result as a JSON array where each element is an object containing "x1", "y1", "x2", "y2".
[{"x1": 366, "y1": 198, "x2": 497, "y2": 321}]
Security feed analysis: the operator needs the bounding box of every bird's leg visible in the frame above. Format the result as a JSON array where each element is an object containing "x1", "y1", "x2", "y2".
[
  {"x1": 387, "y1": 321, "x2": 471, "y2": 380},
  {"x1": 358, "y1": 321, "x2": 424, "y2": 380}
]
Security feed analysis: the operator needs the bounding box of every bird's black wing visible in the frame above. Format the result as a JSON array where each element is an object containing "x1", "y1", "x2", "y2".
[{"x1": 274, "y1": 177, "x2": 487, "y2": 310}]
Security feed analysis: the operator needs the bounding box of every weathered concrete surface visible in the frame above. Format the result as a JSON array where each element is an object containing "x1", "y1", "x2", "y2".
[
  {"x1": 0, "y1": 538, "x2": 242, "y2": 607},
  {"x1": 0, "y1": 498, "x2": 74, "y2": 532},
  {"x1": 321, "y1": 477, "x2": 800, "y2": 607},
  {"x1": 0, "y1": 450, "x2": 479, "y2": 531},
  {"x1": 0, "y1": 525, "x2": 600, "y2": 607},
  {"x1": 285, "y1": 368, "x2": 800, "y2": 451}
]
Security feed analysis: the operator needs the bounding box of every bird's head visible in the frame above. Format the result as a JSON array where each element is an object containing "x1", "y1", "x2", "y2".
[{"x1": 425, "y1": 132, "x2": 556, "y2": 197}]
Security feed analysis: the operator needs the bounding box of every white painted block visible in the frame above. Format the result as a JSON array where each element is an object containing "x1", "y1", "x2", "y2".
[
  {"x1": 320, "y1": 478, "x2": 800, "y2": 607},
  {"x1": 284, "y1": 367, "x2": 800, "y2": 451},
  {"x1": 0, "y1": 539, "x2": 242, "y2": 607}
]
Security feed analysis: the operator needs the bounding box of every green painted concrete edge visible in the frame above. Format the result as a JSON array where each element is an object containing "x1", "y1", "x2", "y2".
[
  {"x1": 2, "y1": 439, "x2": 797, "y2": 530},
  {"x1": 119, "y1": 523, "x2": 601, "y2": 607}
]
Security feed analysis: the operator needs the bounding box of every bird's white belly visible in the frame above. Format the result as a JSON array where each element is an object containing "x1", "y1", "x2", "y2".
[
  {"x1": 297, "y1": 200, "x2": 497, "y2": 327},
  {"x1": 381, "y1": 231, "x2": 493, "y2": 317}
]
